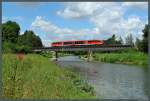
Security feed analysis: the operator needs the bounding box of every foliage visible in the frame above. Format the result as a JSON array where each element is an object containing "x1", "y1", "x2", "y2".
[
  {"x1": 2, "y1": 41, "x2": 16, "y2": 53},
  {"x1": 3, "y1": 54, "x2": 96, "y2": 99},
  {"x1": 141, "y1": 24, "x2": 148, "y2": 53},
  {"x1": 73, "y1": 79, "x2": 95, "y2": 95},
  {"x1": 135, "y1": 38, "x2": 141, "y2": 50},
  {"x1": 104, "y1": 34, "x2": 122, "y2": 45},
  {"x1": 15, "y1": 45, "x2": 32, "y2": 53},
  {"x1": 125, "y1": 33, "x2": 134, "y2": 46},
  {"x1": 39, "y1": 51, "x2": 53, "y2": 58},
  {"x1": 135, "y1": 24, "x2": 148, "y2": 53},
  {"x1": 2, "y1": 21, "x2": 43, "y2": 53},
  {"x1": 18, "y1": 30, "x2": 43, "y2": 48},
  {"x1": 2, "y1": 21, "x2": 20, "y2": 43}
]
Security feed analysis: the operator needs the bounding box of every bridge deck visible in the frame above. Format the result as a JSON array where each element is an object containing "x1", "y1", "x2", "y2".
[{"x1": 33, "y1": 45, "x2": 132, "y2": 52}]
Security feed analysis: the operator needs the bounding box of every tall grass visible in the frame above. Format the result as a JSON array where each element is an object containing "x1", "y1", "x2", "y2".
[
  {"x1": 3, "y1": 54, "x2": 96, "y2": 99},
  {"x1": 93, "y1": 50, "x2": 148, "y2": 71}
]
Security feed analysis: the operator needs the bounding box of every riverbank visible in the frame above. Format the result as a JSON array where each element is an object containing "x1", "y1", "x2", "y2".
[
  {"x1": 81, "y1": 50, "x2": 148, "y2": 71},
  {"x1": 2, "y1": 54, "x2": 96, "y2": 99}
]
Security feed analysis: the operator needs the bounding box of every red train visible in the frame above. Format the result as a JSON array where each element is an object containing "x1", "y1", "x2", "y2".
[{"x1": 51, "y1": 40, "x2": 104, "y2": 47}]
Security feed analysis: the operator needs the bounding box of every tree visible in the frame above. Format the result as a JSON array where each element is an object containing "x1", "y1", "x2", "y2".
[
  {"x1": 18, "y1": 30, "x2": 43, "y2": 47},
  {"x1": 2, "y1": 20, "x2": 43, "y2": 53},
  {"x1": 134, "y1": 24, "x2": 148, "y2": 53},
  {"x1": 111, "y1": 34, "x2": 116, "y2": 41},
  {"x1": 141, "y1": 24, "x2": 148, "y2": 53},
  {"x1": 125, "y1": 33, "x2": 134, "y2": 46},
  {"x1": 2, "y1": 21, "x2": 20, "y2": 43},
  {"x1": 104, "y1": 34, "x2": 122, "y2": 45},
  {"x1": 105, "y1": 34, "x2": 116, "y2": 44},
  {"x1": 135, "y1": 38, "x2": 141, "y2": 50},
  {"x1": 117, "y1": 36, "x2": 123, "y2": 45}
]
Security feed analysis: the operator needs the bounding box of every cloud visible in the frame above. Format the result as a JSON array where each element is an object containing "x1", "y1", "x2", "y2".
[
  {"x1": 31, "y1": 16, "x2": 99, "y2": 35},
  {"x1": 120, "y1": 16, "x2": 145, "y2": 40},
  {"x1": 57, "y1": 2, "x2": 147, "y2": 19},
  {"x1": 42, "y1": 40, "x2": 53, "y2": 47},
  {"x1": 91, "y1": 14, "x2": 145, "y2": 39},
  {"x1": 121, "y1": 16, "x2": 143, "y2": 31},
  {"x1": 57, "y1": 2, "x2": 122, "y2": 19},
  {"x1": 31, "y1": 16, "x2": 58, "y2": 33}
]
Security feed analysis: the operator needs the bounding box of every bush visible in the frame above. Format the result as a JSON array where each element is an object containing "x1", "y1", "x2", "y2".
[
  {"x1": 15, "y1": 45, "x2": 32, "y2": 53},
  {"x1": 39, "y1": 51, "x2": 53, "y2": 58},
  {"x1": 2, "y1": 41, "x2": 32, "y2": 54}
]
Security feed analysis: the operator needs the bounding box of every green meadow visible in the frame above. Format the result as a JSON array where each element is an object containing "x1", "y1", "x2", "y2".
[{"x1": 2, "y1": 54, "x2": 96, "y2": 99}]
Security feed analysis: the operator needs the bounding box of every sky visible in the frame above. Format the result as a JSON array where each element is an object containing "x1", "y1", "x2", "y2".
[{"x1": 2, "y1": 2, "x2": 148, "y2": 47}]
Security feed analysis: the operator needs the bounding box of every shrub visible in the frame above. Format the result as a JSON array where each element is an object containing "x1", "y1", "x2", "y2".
[
  {"x1": 2, "y1": 41, "x2": 32, "y2": 54},
  {"x1": 15, "y1": 45, "x2": 32, "y2": 53}
]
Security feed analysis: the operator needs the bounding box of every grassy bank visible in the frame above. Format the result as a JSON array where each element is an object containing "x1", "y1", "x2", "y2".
[
  {"x1": 3, "y1": 54, "x2": 96, "y2": 99},
  {"x1": 93, "y1": 50, "x2": 148, "y2": 70}
]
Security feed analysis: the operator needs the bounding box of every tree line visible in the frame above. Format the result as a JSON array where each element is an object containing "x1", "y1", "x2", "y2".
[
  {"x1": 104, "y1": 24, "x2": 148, "y2": 53},
  {"x1": 2, "y1": 21, "x2": 43, "y2": 53}
]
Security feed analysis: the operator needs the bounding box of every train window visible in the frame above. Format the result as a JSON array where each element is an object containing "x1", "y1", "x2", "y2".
[
  {"x1": 75, "y1": 42, "x2": 78, "y2": 44},
  {"x1": 64, "y1": 42, "x2": 73, "y2": 45},
  {"x1": 75, "y1": 41, "x2": 84, "y2": 44},
  {"x1": 75, "y1": 41, "x2": 79, "y2": 44}
]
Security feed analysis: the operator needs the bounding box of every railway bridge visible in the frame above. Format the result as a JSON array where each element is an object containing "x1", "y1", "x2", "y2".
[{"x1": 33, "y1": 45, "x2": 132, "y2": 61}]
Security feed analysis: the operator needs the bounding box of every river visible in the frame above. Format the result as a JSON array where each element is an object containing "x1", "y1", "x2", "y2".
[{"x1": 55, "y1": 56, "x2": 148, "y2": 100}]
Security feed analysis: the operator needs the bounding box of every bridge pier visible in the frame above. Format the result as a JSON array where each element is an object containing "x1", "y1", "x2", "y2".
[
  {"x1": 53, "y1": 51, "x2": 58, "y2": 61},
  {"x1": 87, "y1": 50, "x2": 93, "y2": 62}
]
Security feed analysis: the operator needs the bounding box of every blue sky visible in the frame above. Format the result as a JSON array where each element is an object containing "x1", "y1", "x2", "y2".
[{"x1": 2, "y1": 2, "x2": 148, "y2": 46}]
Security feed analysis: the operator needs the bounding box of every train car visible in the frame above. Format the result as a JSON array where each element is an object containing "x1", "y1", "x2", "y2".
[{"x1": 51, "y1": 40, "x2": 104, "y2": 47}]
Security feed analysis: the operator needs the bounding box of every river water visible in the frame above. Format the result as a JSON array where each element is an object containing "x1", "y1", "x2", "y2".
[{"x1": 55, "y1": 56, "x2": 148, "y2": 100}]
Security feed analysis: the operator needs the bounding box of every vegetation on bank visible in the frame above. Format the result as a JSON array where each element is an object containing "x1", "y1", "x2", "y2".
[
  {"x1": 93, "y1": 50, "x2": 148, "y2": 70},
  {"x1": 3, "y1": 54, "x2": 96, "y2": 99},
  {"x1": 39, "y1": 51, "x2": 75, "y2": 59}
]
